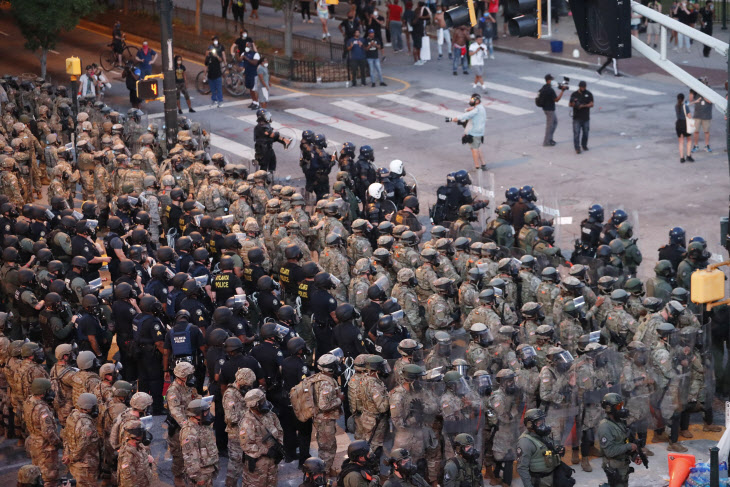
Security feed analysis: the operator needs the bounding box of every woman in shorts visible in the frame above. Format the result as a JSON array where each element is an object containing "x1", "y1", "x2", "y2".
[
  {"x1": 675, "y1": 93, "x2": 694, "y2": 163},
  {"x1": 317, "y1": 0, "x2": 331, "y2": 40}
]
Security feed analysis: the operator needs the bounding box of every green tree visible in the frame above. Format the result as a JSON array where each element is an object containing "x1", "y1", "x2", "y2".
[
  {"x1": 11, "y1": 0, "x2": 98, "y2": 79},
  {"x1": 272, "y1": 0, "x2": 296, "y2": 58}
]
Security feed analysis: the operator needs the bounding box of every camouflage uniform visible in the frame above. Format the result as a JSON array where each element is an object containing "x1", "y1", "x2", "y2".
[
  {"x1": 389, "y1": 384, "x2": 440, "y2": 479},
  {"x1": 24, "y1": 395, "x2": 62, "y2": 487},
  {"x1": 651, "y1": 340, "x2": 681, "y2": 424},
  {"x1": 633, "y1": 313, "x2": 663, "y2": 350},
  {"x1": 458, "y1": 281, "x2": 479, "y2": 319},
  {"x1": 63, "y1": 409, "x2": 101, "y2": 487},
  {"x1": 558, "y1": 316, "x2": 584, "y2": 358},
  {"x1": 223, "y1": 385, "x2": 247, "y2": 487},
  {"x1": 539, "y1": 364, "x2": 576, "y2": 445},
  {"x1": 239, "y1": 406, "x2": 284, "y2": 487},
  {"x1": 251, "y1": 185, "x2": 271, "y2": 220},
  {"x1": 94, "y1": 164, "x2": 113, "y2": 216},
  {"x1": 415, "y1": 263, "x2": 439, "y2": 306},
  {"x1": 101, "y1": 397, "x2": 128, "y2": 484},
  {"x1": 348, "y1": 275, "x2": 371, "y2": 310},
  {"x1": 77, "y1": 151, "x2": 96, "y2": 201},
  {"x1": 536, "y1": 281, "x2": 560, "y2": 326},
  {"x1": 519, "y1": 269, "x2": 541, "y2": 307},
  {"x1": 231, "y1": 198, "x2": 255, "y2": 227},
  {"x1": 605, "y1": 306, "x2": 638, "y2": 351},
  {"x1": 358, "y1": 374, "x2": 389, "y2": 449},
  {"x1": 425, "y1": 293, "x2": 457, "y2": 343},
  {"x1": 141, "y1": 187, "x2": 162, "y2": 244},
  {"x1": 117, "y1": 439, "x2": 156, "y2": 487},
  {"x1": 0, "y1": 163, "x2": 24, "y2": 208},
  {"x1": 621, "y1": 357, "x2": 654, "y2": 431},
  {"x1": 181, "y1": 419, "x2": 219, "y2": 486},
  {"x1": 440, "y1": 388, "x2": 471, "y2": 460},
  {"x1": 121, "y1": 166, "x2": 145, "y2": 194},
  {"x1": 347, "y1": 233, "x2": 373, "y2": 265},
  {"x1": 391, "y1": 282, "x2": 422, "y2": 340},
  {"x1": 185, "y1": 162, "x2": 208, "y2": 197},
  {"x1": 312, "y1": 373, "x2": 342, "y2": 471},
  {"x1": 466, "y1": 340, "x2": 490, "y2": 372},
  {"x1": 319, "y1": 245, "x2": 350, "y2": 304},
  {"x1": 71, "y1": 371, "x2": 101, "y2": 408},
  {"x1": 489, "y1": 387, "x2": 519, "y2": 462},
  {"x1": 516, "y1": 366, "x2": 541, "y2": 411},
  {"x1": 164, "y1": 167, "x2": 194, "y2": 196},
  {"x1": 464, "y1": 304, "x2": 501, "y2": 334},
  {"x1": 20, "y1": 360, "x2": 50, "y2": 407},
  {"x1": 167, "y1": 380, "x2": 200, "y2": 479},
  {"x1": 202, "y1": 181, "x2": 233, "y2": 217}
]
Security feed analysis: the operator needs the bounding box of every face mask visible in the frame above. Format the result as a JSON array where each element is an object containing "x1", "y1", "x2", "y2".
[
  {"x1": 504, "y1": 384, "x2": 517, "y2": 395},
  {"x1": 310, "y1": 474, "x2": 326, "y2": 486},
  {"x1": 635, "y1": 354, "x2": 648, "y2": 366},
  {"x1": 33, "y1": 350, "x2": 46, "y2": 364},
  {"x1": 398, "y1": 461, "x2": 418, "y2": 477},
  {"x1": 242, "y1": 33, "x2": 248, "y2": 38},
  {"x1": 43, "y1": 389, "x2": 56, "y2": 404},
  {"x1": 263, "y1": 63, "x2": 269, "y2": 68},
  {"x1": 201, "y1": 411, "x2": 214, "y2": 425},
  {"x1": 141, "y1": 430, "x2": 153, "y2": 446},
  {"x1": 615, "y1": 407, "x2": 630, "y2": 419},
  {"x1": 177, "y1": 61, "x2": 182, "y2": 65},
  {"x1": 462, "y1": 446, "x2": 480, "y2": 462},
  {"x1": 245, "y1": 47, "x2": 251, "y2": 52},
  {"x1": 534, "y1": 422, "x2": 552, "y2": 437},
  {"x1": 257, "y1": 400, "x2": 274, "y2": 414},
  {"x1": 213, "y1": 40, "x2": 219, "y2": 46},
  {"x1": 186, "y1": 375, "x2": 197, "y2": 388},
  {"x1": 89, "y1": 405, "x2": 100, "y2": 419}
]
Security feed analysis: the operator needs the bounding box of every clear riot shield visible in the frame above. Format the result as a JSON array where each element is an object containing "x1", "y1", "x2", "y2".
[
  {"x1": 439, "y1": 376, "x2": 483, "y2": 460},
  {"x1": 621, "y1": 344, "x2": 657, "y2": 432},
  {"x1": 469, "y1": 171, "x2": 495, "y2": 232},
  {"x1": 576, "y1": 347, "x2": 623, "y2": 443}
]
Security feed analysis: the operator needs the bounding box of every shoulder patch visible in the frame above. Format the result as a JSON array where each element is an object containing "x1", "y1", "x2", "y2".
[{"x1": 601, "y1": 436, "x2": 608, "y2": 444}]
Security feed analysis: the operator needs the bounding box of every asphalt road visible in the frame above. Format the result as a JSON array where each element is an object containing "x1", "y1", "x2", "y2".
[{"x1": 0, "y1": 12, "x2": 729, "y2": 486}]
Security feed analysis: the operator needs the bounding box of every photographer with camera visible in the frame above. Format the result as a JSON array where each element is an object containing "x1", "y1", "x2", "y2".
[
  {"x1": 205, "y1": 36, "x2": 226, "y2": 108},
  {"x1": 537, "y1": 74, "x2": 568, "y2": 147},
  {"x1": 569, "y1": 81, "x2": 594, "y2": 154},
  {"x1": 448, "y1": 93, "x2": 487, "y2": 171}
]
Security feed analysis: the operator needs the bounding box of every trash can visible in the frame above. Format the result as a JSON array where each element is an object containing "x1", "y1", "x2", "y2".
[{"x1": 550, "y1": 40, "x2": 564, "y2": 53}]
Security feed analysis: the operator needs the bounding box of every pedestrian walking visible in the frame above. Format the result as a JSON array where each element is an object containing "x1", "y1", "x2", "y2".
[
  {"x1": 468, "y1": 35, "x2": 488, "y2": 90},
  {"x1": 387, "y1": 0, "x2": 404, "y2": 52},
  {"x1": 255, "y1": 56, "x2": 270, "y2": 109},
  {"x1": 675, "y1": 0, "x2": 693, "y2": 52},
  {"x1": 675, "y1": 92, "x2": 695, "y2": 163},
  {"x1": 597, "y1": 57, "x2": 619, "y2": 76},
  {"x1": 301, "y1": 0, "x2": 312, "y2": 22},
  {"x1": 135, "y1": 41, "x2": 158, "y2": 78},
  {"x1": 317, "y1": 0, "x2": 331, "y2": 40},
  {"x1": 347, "y1": 30, "x2": 368, "y2": 86},
  {"x1": 569, "y1": 80, "x2": 594, "y2": 154},
  {"x1": 365, "y1": 30, "x2": 387, "y2": 87},
  {"x1": 452, "y1": 25, "x2": 470, "y2": 75},
  {"x1": 690, "y1": 84, "x2": 713, "y2": 153},
  {"x1": 537, "y1": 74, "x2": 567, "y2": 147},
  {"x1": 479, "y1": 14, "x2": 496, "y2": 59},
  {"x1": 232, "y1": 0, "x2": 246, "y2": 30},
  {"x1": 434, "y1": 5, "x2": 452, "y2": 59},
  {"x1": 174, "y1": 56, "x2": 195, "y2": 114},
  {"x1": 645, "y1": 0, "x2": 662, "y2": 47},
  {"x1": 699, "y1": 0, "x2": 714, "y2": 56},
  {"x1": 205, "y1": 40, "x2": 225, "y2": 108}
]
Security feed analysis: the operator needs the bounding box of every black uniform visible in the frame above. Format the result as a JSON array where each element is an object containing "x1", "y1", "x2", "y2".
[
  {"x1": 257, "y1": 292, "x2": 282, "y2": 321},
  {"x1": 71, "y1": 235, "x2": 103, "y2": 281},
  {"x1": 361, "y1": 301, "x2": 383, "y2": 337},
  {"x1": 333, "y1": 321, "x2": 370, "y2": 359},
  {"x1": 242, "y1": 264, "x2": 267, "y2": 295},
  {"x1": 310, "y1": 289, "x2": 338, "y2": 354},
  {"x1": 250, "y1": 341, "x2": 284, "y2": 405},
  {"x1": 353, "y1": 157, "x2": 376, "y2": 203},
  {"x1": 133, "y1": 311, "x2": 166, "y2": 414},
  {"x1": 254, "y1": 122, "x2": 279, "y2": 172},
  {"x1": 575, "y1": 218, "x2": 603, "y2": 258},
  {"x1": 279, "y1": 262, "x2": 304, "y2": 301},
  {"x1": 180, "y1": 296, "x2": 211, "y2": 329},
  {"x1": 145, "y1": 278, "x2": 169, "y2": 307},
  {"x1": 75, "y1": 310, "x2": 105, "y2": 356},
  {"x1": 658, "y1": 243, "x2": 686, "y2": 271},
  {"x1": 309, "y1": 149, "x2": 335, "y2": 201},
  {"x1": 163, "y1": 321, "x2": 206, "y2": 388},
  {"x1": 104, "y1": 232, "x2": 128, "y2": 282},
  {"x1": 281, "y1": 354, "x2": 313, "y2": 465},
  {"x1": 211, "y1": 272, "x2": 242, "y2": 307},
  {"x1": 600, "y1": 222, "x2": 620, "y2": 245},
  {"x1": 390, "y1": 175, "x2": 407, "y2": 209},
  {"x1": 112, "y1": 299, "x2": 139, "y2": 382},
  {"x1": 375, "y1": 333, "x2": 401, "y2": 360},
  {"x1": 176, "y1": 252, "x2": 194, "y2": 274}
]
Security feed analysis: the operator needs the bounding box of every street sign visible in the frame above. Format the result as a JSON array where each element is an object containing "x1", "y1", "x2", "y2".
[{"x1": 137, "y1": 79, "x2": 160, "y2": 100}]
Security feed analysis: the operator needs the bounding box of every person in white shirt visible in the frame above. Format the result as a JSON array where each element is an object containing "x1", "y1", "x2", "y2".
[
  {"x1": 468, "y1": 35, "x2": 487, "y2": 90},
  {"x1": 78, "y1": 65, "x2": 97, "y2": 98}
]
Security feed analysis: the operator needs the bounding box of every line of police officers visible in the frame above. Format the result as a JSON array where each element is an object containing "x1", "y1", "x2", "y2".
[{"x1": 0, "y1": 76, "x2": 723, "y2": 487}]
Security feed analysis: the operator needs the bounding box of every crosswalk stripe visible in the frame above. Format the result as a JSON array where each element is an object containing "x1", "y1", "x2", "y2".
[
  {"x1": 209, "y1": 133, "x2": 255, "y2": 160},
  {"x1": 377, "y1": 94, "x2": 464, "y2": 118},
  {"x1": 558, "y1": 73, "x2": 665, "y2": 96},
  {"x1": 236, "y1": 115, "x2": 342, "y2": 149},
  {"x1": 423, "y1": 87, "x2": 534, "y2": 115},
  {"x1": 472, "y1": 82, "x2": 569, "y2": 107},
  {"x1": 146, "y1": 93, "x2": 307, "y2": 119},
  {"x1": 518, "y1": 76, "x2": 628, "y2": 100},
  {"x1": 284, "y1": 108, "x2": 389, "y2": 139},
  {"x1": 330, "y1": 100, "x2": 438, "y2": 131}
]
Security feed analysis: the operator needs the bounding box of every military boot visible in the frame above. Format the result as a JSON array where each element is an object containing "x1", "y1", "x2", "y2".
[
  {"x1": 703, "y1": 424, "x2": 722, "y2": 432},
  {"x1": 667, "y1": 442, "x2": 688, "y2": 453},
  {"x1": 571, "y1": 448, "x2": 580, "y2": 465},
  {"x1": 580, "y1": 456, "x2": 592, "y2": 472},
  {"x1": 680, "y1": 429, "x2": 693, "y2": 438},
  {"x1": 652, "y1": 431, "x2": 670, "y2": 443}
]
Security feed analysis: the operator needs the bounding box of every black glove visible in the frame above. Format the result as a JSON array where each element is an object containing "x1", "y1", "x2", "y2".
[{"x1": 266, "y1": 446, "x2": 284, "y2": 463}]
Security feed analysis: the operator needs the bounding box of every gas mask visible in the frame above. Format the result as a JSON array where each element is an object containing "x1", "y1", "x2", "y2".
[
  {"x1": 410, "y1": 380, "x2": 422, "y2": 392},
  {"x1": 141, "y1": 430, "x2": 153, "y2": 446},
  {"x1": 461, "y1": 445, "x2": 480, "y2": 462},
  {"x1": 89, "y1": 405, "x2": 100, "y2": 419},
  {"x1": 437, "y1": 342, "x2": 451, "y2": 357},
  {"x1": 504, "y1": 381, "x2": 517, "y2": 396},
  {"x1": 408, "y1": 277, "x2": 418, "y2": 287},
  {"x1": 308, "y1": 474, "x2": 326, "y2": 486},
  {"x1": 396, "y1": 460, "x2": 418, "y2": 477},
  {"x1": 200, "y1": 410, "x2": 214, "y2": 426},
  {"x1": 614, "y1": 406, "x2": 630, "y2": 420},
  {"x1": 634, "y1": 352, "x2": 648, "y2": 366},
  {"x1": 33, "y1": 349, "x2": 46, "y2": 364},
  {"x1": 186, "y1": 374, "x2": 197, "y2": 388},
  {"x1": 43, "y1": 389, "x2": 56, "y2": 405},
  {"x1": 533, "y1": 420, "x2": 551, "y2": 437},
  {"x1": 256, "y1": 400, "x2": 274, "y2": 414}
]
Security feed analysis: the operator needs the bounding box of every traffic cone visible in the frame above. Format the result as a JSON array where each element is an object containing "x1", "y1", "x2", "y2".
[{"x1": 667, "y1": 453, "x2": 695, "y2": 487}]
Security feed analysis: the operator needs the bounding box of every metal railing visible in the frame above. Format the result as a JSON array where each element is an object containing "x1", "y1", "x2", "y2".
[{"x1": 269, "y1": 55, "x2": 350, "y2": 82}]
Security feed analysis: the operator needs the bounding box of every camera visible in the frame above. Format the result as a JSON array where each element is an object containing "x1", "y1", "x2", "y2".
[
  {"x1": 557, "y1": 76, "x2": 570, "y2": 90},
  {"x1": 59, "y1": 478, "x2": 77, "y2": 487}
]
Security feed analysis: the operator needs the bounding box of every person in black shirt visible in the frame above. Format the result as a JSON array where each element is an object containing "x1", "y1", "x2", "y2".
[
  {"x1": 188, "y1": 248, "x2": 214, "y2": 303},
  {"x1": 279, "y1": 244, "x2": 304, "y2": 304},
  {"x1": 374, "y1": 315, "x2": 401, "y2": 360},
  {"x1": 250, "y1": 323, "x2": 285, "y2": 405},
  {"x1": 280, "y1": 337, "x2": 313, "y2": 466},
  {"x1": 538, "y1": 74, "x2": 567, "y2": 147},
  {"x1": 310, "y1": 272, "x2": 339, "y2": 355},
  {"x1": 569, "y1": 81, "x2": 594, "y2": 154},
  {"x1": 176, "y1": 236, "x2": 194, "y2": 274},
  {"x1": 392, "y1": 196, "x2": 423, "y2": 237},
  {"x1": 146, "y1": 264, "x2": 170, "y2": 308},
  {"x1": 333, "y1": 303, "x2": 371, "y2": 359},
  {"x1": 180, "y1": 279, "x2": 212, "y2": 330},
  {"x1": 256, "y1": 275, "x2": 282, "y2": 322},
  {"x1": 274, "y1": 305, "x2": 302, "y2": 353},
  {"x1": 74, "y1": 294, "x2": 106, "y2": 358},
  {"x1": 297, "y1": 261, "x2": 319, "y2": 352},
  {"x1": 242, "y1": 248, "x2": 267, "y2": 295},
  {"x1": 339, "y1": 12, "x2": 361, "y2": 54},
  {"x1": 174, "y1": 55, "x2": 195, "y2": 114},
  {"x1": 225, "y1": 295, "x2": 256, "y2": 350},
  {"x1": 699, "y1": 0, "x2": 714, "y2": 57},
  {"x1": 112, "y1": 283, "x2": 141, "y2": 381},
  {"x1": 134, "y1": 296, "x2": 166, "y2": 414},
  {"x1": 71, "y1": 219, "x2": 111, "y2": 281},
  {"x1": 362, "y1": 284, "x2": 387, "y2": 341},
  {"x1": 219, "y1": 337, "x2": 265, "y2": 391},
  {"x1": 211, "y1": 257, "x2": 244, "y2": 306},
  {"x1": 205, "y1": 38, "x2": 224, "y2": 107},
  {"x1": 162, "y1": 310, "x2": 207, "y2": 393}
]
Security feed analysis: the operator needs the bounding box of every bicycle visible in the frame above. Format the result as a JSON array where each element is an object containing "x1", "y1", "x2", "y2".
[
  {"x1": 196, "y1": 64, "x2": 247, "y2": 97},
  {"x1": 100, "y1": 39, "x2": 139, "y2": 72}
]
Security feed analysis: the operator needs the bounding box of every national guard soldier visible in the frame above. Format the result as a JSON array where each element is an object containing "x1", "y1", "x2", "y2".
[
  {"x1": 393, "y1": 230, "x2": 421, "y2": 272},
  {"x1": 181, "y1": 398, "x2": 219, "y2": 486},
  {"x1": 434, "y1": 238, "x2": 460, "y2": 284},
  {"x1": 15, "y1": 270, "x2": 45, "y2": 337},
  {"x1": 24, "y1": 378, "x2": 61, "y2": 487},
  {"x1": 319, "y1": 233, "x2": 349, "y2": 304},
  {"x1": 623, "y1": 278, "x2": 646, "y2": 319},
  {"x1": 383, "y1": 448, "x2": 430, "y2": 487},
  {"x1": 519, "y1": 255, "x2": 542, "y2": 307},
  {"x1": 312, "y1": 354, "x2": 343, "y2": 475},
  {"x1": 0, "y1": 158, "x2": 24, "y2": 208},
  {"x1": 616, "y1": 222, "x2": 642, "y2": 277},
  {"x1": 465, "y1": 323, "x2": 492, "y2": 372},
  {"x1": 223, "y1": 367, "x2": 256, "y2": 486},
  {"x1": 677, "y1": 241, "x2": 705, "y2": 292},
  {"x1": 167, "y1": 361, "x2": 201, "y2": 487},
  {"x1": 392, "y1": 339, "x2": 422, "y2": 386},
  {"x1": 50, "y1": 344, "x2": 77, "y2": 424},
  {"x1": 519, "y1": 302, "x2": 542, "y2": 345},
  {"x1": 450, "y1": 205, "x2": 479, "y2": 240},
  {"x1": 70, "y1": 351, "x2": 101, "y2": 412},
  {"x1": 484, "y1": 204, "x2": 515, "y2": 248},
  {"x1": 100, "y1": 380, "x2": 133, "y2": 484},
  {"x1": 17, "y1": 464, "x2": 43, "y2": 487},
  {"x1": 7, "y1": 340, "x2": 25, "y2": 440},
  {"x1": 464, "y1": 289, "x2": 501, "y2": 334},
  {"x1": 645, "y1": 260, "x2": 675, "y2": 305},
  {"x1": 488, "y1": 369, "x2": 520, "y2": 486},
  {"x1": 557, "y1": 301, "x2": 585, "y2": 358},
  {"x1": 359, "y1": 355, "x2": 390, "y2": 458},
  {"x1": 349, "y1": 258, "x2": 373, "y2": 310},
  {"x1": 651, "y1": 322, "x2": 687, "y2": 452},
  {"x1": 141, "y1": 176, "x2": 161, "y2": 245},
  {"x1": 117, "y1": 419, "x2": 157, "y2": 487},
  {"x1": 516, "y1": 409, "x2": 564, "y2": 487},
  {"x1": 536, "y1": 267, "x2": 560, "y2": 326},
  {"x1": 440, "y1": 371, "x2": 474, "y2": 460},
  {"x1": 539, "y1": 346, "x2": 576, "y2": 457},
  {"x1": 621, "y1": 341, "x2": 655, "y2": 458},
  {"x1": 391, "y1": 268, "x2": 422, "y2": 341},
  {"x1": 596, "y1": 393, "x2": 642, "y2": 487},
  {"x1": 62, "y1": 393, "x2": 101, "y2": 487},
  {"x1": 415, "y1": 248, "x2": 440, "y2": 306},
  {"x1": 19, "y1": 342, "x2": 50, "y2": 403},
  {"x1": 516, "y1": 344, "x2": 541, "y2": 410},
  {"x1": 518, "y1": 210, "x2": 540, "y2": 254},
  {"x1": 240, "y1": 388, "x2": 285, "y2": 487},
  {"x1": 425, "y1": 278, "x2": 458, "y2": 345},
  {"x1": 443, "y1": 433, "x2": 481, "y2": 487},
  {"x1": 604, "y1": 289, "x2": 637, "y2": 351}
]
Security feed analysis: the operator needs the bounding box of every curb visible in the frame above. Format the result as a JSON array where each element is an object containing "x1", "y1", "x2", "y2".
[{"x1": 492, "y1": 44, "x2": 600, "y2": 70}]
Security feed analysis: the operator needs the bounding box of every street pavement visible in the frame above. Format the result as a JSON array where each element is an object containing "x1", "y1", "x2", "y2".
[{"x1": 0, "y1": 9, "x2": 729, "y2": 486}]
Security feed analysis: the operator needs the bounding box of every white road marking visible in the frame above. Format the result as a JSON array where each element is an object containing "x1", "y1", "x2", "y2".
[
  {"x1": 146, "y1": 92, "x2": 307, "y2": 119},
  {"x1": 559, "y1": 73, "x2": 666, "y2": 96},
  {"x1": 285, "y1": 108, "x2": 389, "y2": 139},
  {"x1": 377, "y1": 93, "x2": 464, "y2": 118},
  {"x1": 423, "y1": 87, "x2": 534, "y2": 115},
  {"x1": 519, "y1": 76, "x2": 628, "y2": 100},
  {"x1": 209, "y1": 133, "x2": 255, "y2": 160},
  {"x1": 477, "y1": 80, "x2": 570, "y2": 107},
  {"x1": 330, "y1": 99, "x2": 438, "y2": 131}
]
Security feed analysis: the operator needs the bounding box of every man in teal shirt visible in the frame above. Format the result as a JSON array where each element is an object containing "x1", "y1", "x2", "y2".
[{"x1": 451, "y1": 93, "x2": 487, "y2": 171}]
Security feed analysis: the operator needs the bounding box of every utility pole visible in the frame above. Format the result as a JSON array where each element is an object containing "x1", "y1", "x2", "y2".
[{"x1": 159, "y1": 0, "x2": 178, "y2": 149}]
